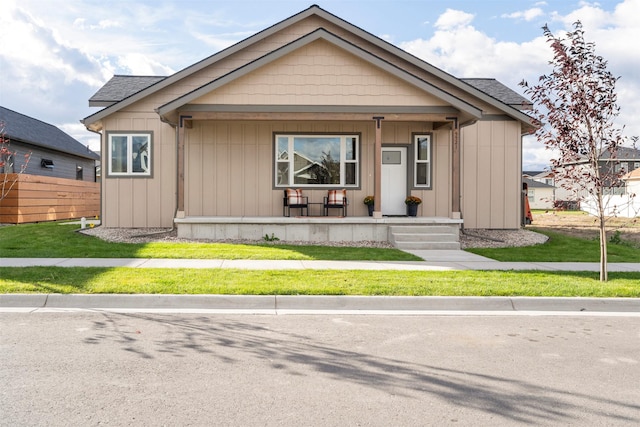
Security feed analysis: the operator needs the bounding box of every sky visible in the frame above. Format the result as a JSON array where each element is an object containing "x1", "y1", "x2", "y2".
[{"x1": 1, "y1": 0, "x2": 638, "y2": 170}]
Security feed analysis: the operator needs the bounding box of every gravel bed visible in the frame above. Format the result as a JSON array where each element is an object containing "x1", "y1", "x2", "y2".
[{"x1": 80, "y1": 226, "x2": 548, "y2": 249}]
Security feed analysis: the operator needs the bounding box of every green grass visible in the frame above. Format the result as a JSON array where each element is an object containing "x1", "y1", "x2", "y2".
[
  {"x1": 0, "y1": 222, "x2": 419, "y2": 261},
  {"x1": 468, "y1": 228, "x2": 640, "y2": 262},
  {"x1": 1, "y1": 267, "x2": 638, "y2": 297}
]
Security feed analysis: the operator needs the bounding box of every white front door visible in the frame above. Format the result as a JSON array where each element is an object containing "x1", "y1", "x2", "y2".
[{"x1": 381, "y1": 147, "x2": 407, "y2": 215}]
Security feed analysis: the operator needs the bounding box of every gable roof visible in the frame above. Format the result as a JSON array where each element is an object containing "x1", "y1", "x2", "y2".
[
  {"x1": 622, "y1": 167, "x2": 640, "y2": 181},
  {"x1": 89, "y1": 75, "x2": 166, "y2": 107},
  {"x1": 523, "y1": 177, "x2": 554, "y2": 189},
  {"x1": 1, "y1": 106, "x2": 99, "y2": 160},
  {"x1": 156, "y1": 28, "x2": 482, "y2": 119},
  {"x1": 83, "y1": 4, "x2": 534, "y2": 129}
]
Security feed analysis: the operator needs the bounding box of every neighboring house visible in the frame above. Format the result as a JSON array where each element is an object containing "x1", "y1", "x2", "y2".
[
  {"x1": 582, "y1": 167, "x2": 640, "y2": 218},
  {"x1": 0, "y1": 106, "x2": 100, "y2": 223},
  {"x1": 623, "y1": 167, "x2": 640, "y2": 196},
  {"x1": 523, "y1": 177, "x2": 555, "y2": 210},
  {"x1": 598, "y1": 146, "x2": 640, "y2": 194},
  {"x1": 83, "y1": 5, "x2": 536, "y2": 238},
  {"x1": 0, "y1": 106, "x2": 99, "y2": 180}
]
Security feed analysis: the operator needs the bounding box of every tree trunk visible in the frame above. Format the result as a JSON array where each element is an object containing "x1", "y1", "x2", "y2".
[{"x1": 599, "y1": 222, "x2": 608, "y2": 282}]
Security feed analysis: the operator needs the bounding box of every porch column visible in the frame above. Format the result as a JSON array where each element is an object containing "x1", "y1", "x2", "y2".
[
  {"x1": 373, "y1": 116, "x2": 384, "y2": 218},
  {"x1": 176, "y1": 115, "x2": 190, "y2": 218},
  {"x1": 449, "y1": 117, "x2": 461, "y2": 217}
]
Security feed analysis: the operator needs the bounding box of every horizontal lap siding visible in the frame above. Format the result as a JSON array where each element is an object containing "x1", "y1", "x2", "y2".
[{"x1": 0, "y1": 174, "x2": 99, "y2": 223}]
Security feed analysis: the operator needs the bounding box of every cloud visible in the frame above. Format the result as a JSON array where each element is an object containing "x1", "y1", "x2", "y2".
[
  {"x1": 434, "y1": 9, "x2": 474, "y2": 30},
  {"x1": 116, "y1": 54, "x2": 175, "y2": 76},
  {"x1": 501, "y1": 8, "x2": 544, "y2": 21},
  {"x1": 401, "y1": 1, "x2": 640, "y2": 169}
]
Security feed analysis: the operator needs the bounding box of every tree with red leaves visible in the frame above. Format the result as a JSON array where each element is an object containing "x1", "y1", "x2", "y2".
[{"x1": 521, "y1": 21, "x2": 636, "y2": 282}]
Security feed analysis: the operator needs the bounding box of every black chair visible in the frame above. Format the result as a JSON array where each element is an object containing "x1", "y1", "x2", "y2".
[
  {"x1": 283, "y1": 189, "x2": 308, "y2": 217},
  {"x1": 323, "y1": 189, "x2": 348, "y2": 216}
]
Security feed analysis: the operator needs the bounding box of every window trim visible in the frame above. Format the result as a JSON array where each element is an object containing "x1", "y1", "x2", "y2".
[
  {"x1": 273, "y1": 133, "x2": 361, "y2": 189},
  {"x1": 412, "y1": 133, "x2": 433, "y2": 189},
  {"x1": 106, "y1": 131, "x2": 153, "y2": 178}
]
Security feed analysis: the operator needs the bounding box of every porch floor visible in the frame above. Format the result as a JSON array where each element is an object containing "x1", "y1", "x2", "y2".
[{"x1": 174, "y1": 216, "x2": 463, "y2": 249}]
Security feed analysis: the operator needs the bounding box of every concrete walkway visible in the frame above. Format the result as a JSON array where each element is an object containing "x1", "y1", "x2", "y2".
[{"x1": 1, "y1": 250, "x2": 640, "y2": 271}]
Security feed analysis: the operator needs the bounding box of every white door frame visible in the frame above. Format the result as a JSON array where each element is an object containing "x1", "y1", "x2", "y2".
[{"x1": 381, "y1": 146, "x2": 408, "y2": 215}]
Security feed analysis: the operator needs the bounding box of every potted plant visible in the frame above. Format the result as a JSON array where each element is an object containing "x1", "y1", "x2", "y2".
[
  {"x1": 405, "y1": 195, "x2": 422, "y2": 217},
  {"x1": 363, "y1": 195, "x2": 375, "y2": 216}
]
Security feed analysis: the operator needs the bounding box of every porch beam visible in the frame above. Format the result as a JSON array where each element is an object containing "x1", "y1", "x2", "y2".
[{"x1": 179, "y1": 111, "x2": 455, "y2": 123}]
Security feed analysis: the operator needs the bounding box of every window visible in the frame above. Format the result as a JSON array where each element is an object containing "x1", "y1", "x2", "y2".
[
  {"x1": 275, "y1": 134, "x2": 359, "y2": 187},
  {"x1": 108, "y1": 133, "x2": 151, "y2": 176},
  {"x1": 413, "y1": 134, "x2": 432, "y2": 188},
  {"x1": 76, "y1": 165, "x2": 83, "y2": 180}
]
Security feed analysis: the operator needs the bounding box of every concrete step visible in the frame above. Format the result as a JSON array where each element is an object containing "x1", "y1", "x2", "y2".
[
  {"x1": 394, "y1": 241, "x2": 461, "y2": 250},
  {"x1": 391, "y1": 233, "x2": 457, "y2": 242},
  {"x1": 388, "y1": 225, "x2": 457, "y2": 235},
  {"x1": 388, "y1": 224, "x2": 460, "y2": 250}
]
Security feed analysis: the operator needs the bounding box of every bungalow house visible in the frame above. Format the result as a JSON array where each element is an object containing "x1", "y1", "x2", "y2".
[
  {"x1": 522, "y1": 177, "x2": 555, "y2": 210},
  {"x1": 1, "y1": 106, "x2": 100, "y2": 223},
  {"x1": 83, "y1": 5, "x2": 535, "y2": 245}
]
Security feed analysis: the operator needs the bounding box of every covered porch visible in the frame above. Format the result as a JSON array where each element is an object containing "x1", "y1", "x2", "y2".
[{"x1": 174, "y1": 216, "x2": 463, "y2": 250}]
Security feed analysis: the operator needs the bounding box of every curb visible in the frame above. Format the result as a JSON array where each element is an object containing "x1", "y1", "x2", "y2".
[{"x1": 2, "y1": 294, "x2": 640, "y2": 313}]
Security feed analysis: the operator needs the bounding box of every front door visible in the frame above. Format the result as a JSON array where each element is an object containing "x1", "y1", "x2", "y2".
[{"x1": 381, "y1": 146, "x2": 407, "y2": 215}]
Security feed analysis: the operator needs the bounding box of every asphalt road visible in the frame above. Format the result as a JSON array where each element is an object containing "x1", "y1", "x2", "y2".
[{"x1": 2, "y1": 312, "x2": 639, "y2": 426}]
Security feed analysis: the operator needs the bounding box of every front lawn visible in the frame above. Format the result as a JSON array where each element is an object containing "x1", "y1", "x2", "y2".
[
  {"x1": 1, "y1": 267, "x2": 638, "y2": 297},
  {"x1": 0, "y1": 222, "x2": 419, "y2": 261},
  {"x1": 468, "y1": 229, "x2": 639, "y2": 262}
]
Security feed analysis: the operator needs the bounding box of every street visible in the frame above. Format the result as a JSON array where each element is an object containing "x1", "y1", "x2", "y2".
[{"x1": 2, "y1": 312, "x2": 639, "y2": 426}]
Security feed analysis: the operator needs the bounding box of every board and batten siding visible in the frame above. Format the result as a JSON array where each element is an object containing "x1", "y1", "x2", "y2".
[
  {"x1": 183, "y1": 120, "x2": 446, "y2": 218},
  {"x1": 101, "y1": 113, "x2": 177, "y2": 228},
  {"x1": 461, "y1": 120, "x2": 522, "y2": 229}
]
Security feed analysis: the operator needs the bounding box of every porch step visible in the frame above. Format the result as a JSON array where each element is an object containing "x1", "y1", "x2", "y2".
[{"x1": 388, "y1": 225, "x2": 460, "y2": 250}]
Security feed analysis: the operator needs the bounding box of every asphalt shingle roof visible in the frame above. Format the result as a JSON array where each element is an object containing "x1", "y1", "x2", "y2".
[
  {"x1": 89, "y1": 76, "x2": 532, "y2": 113},
  {"x1": 599, "y1": 146, "x2": 640, "y2": 160},
  {"x1": 523, "y1": 177, "x2": 554, "y2": 188},
  {"x1": 89, "y1": 75, "x2": 166, "y2": 105},
  {"x1": 0, "y1": 106, "x2": 99, "y2": 160},
  {"x1": 461, "y1": 78, "x2": 532, "y2": 110}
]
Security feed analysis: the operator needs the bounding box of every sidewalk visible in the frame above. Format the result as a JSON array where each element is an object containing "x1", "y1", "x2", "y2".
[
  {"x1": 1, "y1": 250, "x2": 640, "y2": 271},
  {"x1": 2, "y1": 251, "x2": 639, "y2": 313}
]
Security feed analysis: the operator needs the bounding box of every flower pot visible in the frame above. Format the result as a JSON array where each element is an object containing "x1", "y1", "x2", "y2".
[
  {"x1": 407, "y1": 204, "x2": 418, "y2": 217},
  {"x1": 367, "y1": 204, "x2": 374, "y2": 216}
]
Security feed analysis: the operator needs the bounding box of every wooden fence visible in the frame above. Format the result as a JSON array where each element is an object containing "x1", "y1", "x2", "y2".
[{"x1": 0, "y1": 174, "x2": 99, "y2": 224}]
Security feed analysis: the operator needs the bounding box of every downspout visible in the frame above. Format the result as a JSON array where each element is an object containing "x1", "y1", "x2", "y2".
[
  {"x1": 159, "y1": 113, "x2": 181, "y2": 230},
  {"x1": 83, "y1": 125, "x2": 104, "y2": 228}
]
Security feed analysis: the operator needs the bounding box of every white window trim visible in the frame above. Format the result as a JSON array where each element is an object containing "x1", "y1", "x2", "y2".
[
  {"x1": 274, "y1": 134, "x2": 359, "y2": 188},
  {"x1": 413, "y1": 134, "x2": 432, "y2": 189},
  {"x1": 107, "y1": 132, "x2": 152, "y2": 177}
]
